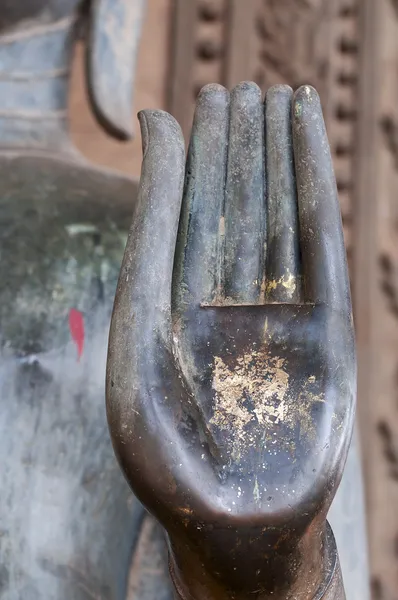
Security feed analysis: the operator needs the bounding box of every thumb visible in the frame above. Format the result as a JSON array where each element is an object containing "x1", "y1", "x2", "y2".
[{"x1": 107, "y1": 110, "x2": 185, "y2": 397}]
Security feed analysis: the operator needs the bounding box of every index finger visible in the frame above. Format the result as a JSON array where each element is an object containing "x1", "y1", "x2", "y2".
[{"x1": 292, "y1": 86, "x2": 351, "y2": 314}]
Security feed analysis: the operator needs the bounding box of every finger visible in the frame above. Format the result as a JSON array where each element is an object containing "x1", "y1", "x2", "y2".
[
  {"x1": 264, "y1": 85, "x2": 301, "y2": 303},
  {"x1": 223, "y1": 81, "x2": 265, "y2": 303},
  {"x1": 292, "y1": 86, "x2": 351, "y2": 312},
  {"x1": 173, "y1": 84, "x2": 230, "y2": 308},
  {"x1": 109, "y1": 110, "x2": 185, "y2": 357}
]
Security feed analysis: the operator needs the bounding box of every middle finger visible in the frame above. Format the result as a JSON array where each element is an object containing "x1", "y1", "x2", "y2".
[{"x1": 223, "y1": 82, "x2": 266, "y2": 304}]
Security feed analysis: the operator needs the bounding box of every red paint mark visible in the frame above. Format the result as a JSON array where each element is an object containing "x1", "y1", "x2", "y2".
[{"x1": 69, "y1": 308, "x2": 85, "y2": 361}]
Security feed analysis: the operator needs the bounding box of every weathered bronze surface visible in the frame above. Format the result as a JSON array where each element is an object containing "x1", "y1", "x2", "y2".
[
  {"x1": 107, "y1": 82, "x2": 354, "y2": 599},
  {"x1": 0, "y1": 2, "x2": 174, "y2": 599}
]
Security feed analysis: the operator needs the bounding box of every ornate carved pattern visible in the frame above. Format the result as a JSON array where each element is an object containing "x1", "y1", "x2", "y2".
[
  {"x1": 371, "y1": 576, "x2": 384, "y2": 600},
  {"x1": 377, "y1": 420, "x2": 398, "y2": 481},
  {"x1": 380, "y1": 115, "x2": 398, "y2": 171},
  {"x1": 376, "y1": 95, "x2": 398, "y2": 600},
  {"x1": 390, "y1": 0, "x2": 398, "y2": 18},
  {"x1": 168, "y1": 0, "x2": 230, "y2": 139},
  {"x1": 379, "y1": 253, "x2": 398, "y2": 319},
  {"x1": 360, "y1": 0, "x2": 398, "y2": 596},
  {"x1": 252, "y1": 0, "x2": 332, "y2": 92},
  {"x1": 327, "y1": 1, "x2": 359, "y2": 270},
  {"x1": 194, "y1": 0, "x2": 228, "y2": 97},
  {"x1": 252, "y1": 0, "x2": 359, "y2": 271}
]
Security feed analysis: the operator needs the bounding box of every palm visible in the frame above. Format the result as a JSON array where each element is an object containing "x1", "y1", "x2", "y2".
[
  {"x1": 107, "y1": 83, "x2": 354, "y2": 599},
  {"x1": 164, "y1": 301, "x2": 351, "y2": 513}
]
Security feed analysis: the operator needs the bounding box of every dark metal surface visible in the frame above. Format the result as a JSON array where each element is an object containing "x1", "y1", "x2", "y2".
[{"x1": 107, "y1": 83, "x2": 354, "y2": 599}]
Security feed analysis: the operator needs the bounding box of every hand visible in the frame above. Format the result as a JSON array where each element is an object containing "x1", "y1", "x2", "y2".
[{"x1": 106, "y1": 83, "x2": 354, "y2": 600}]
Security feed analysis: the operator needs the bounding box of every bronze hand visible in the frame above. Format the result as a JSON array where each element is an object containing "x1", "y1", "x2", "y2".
[{"x1": 107, "y1": 83, "x2": 354, "y2": 600}]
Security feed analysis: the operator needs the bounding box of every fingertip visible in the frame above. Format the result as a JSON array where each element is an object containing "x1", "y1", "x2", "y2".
[
  {"x1": 138, "y1": 111, "x2": 149, "y2": 157},
  {"x1": 195, "y1": 83, "x2": 230, "y2": 112},
  {"x1": 231, "y1": 81, "x2": 262, "y2": 104},
  {"x1": 293, "y1": 85, "x2": 323, "y2": 122},
  {"x1": 265, "y1": 85, "x2": 293, "y2": 121},
  {"x1": 138, "y1": 109, "x2": 185, "y2": 161},
  {"x1": 266, "y1": 84, "x2": 293, "y2": 103},
  {"x1": 292, "y1": 85, "x2": 329, "y2": 162},
  {"x1": 190, "y1": 83, "x2": 230, "y2": 157},
  {"x1": 197, "y1": 82, "x2": 229, "y2": 96},
  {"x1": 292, "y1": 86, "x2": 346, "y2": 308},
  {"x1": 138, "y1": 109, "x2": 184, "y2": 141},
  {"x1": 293, "y1": 85, "x2": 321, "y2": 104},
  {"x1": 224, "y1": 80, "x2": 265, "y2": 304}
]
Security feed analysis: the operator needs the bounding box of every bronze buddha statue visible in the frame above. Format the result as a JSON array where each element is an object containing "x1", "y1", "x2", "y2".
[{"x1": 0, "y1": 1, "x2": 172, "y2": 598}]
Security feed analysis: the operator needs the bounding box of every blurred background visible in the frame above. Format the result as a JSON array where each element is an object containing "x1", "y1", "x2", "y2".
[{"x1": 6, "y1": 0, "x2": 398, "y2": 597}]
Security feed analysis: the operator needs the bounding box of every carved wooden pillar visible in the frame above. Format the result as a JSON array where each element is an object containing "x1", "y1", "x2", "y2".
[{"x1": 358, "y1": 0, "x2": 398, "y2": 597}]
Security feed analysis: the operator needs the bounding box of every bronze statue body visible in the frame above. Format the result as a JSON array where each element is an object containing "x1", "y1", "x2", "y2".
[
  {"x1": 107, "y1": 82, "x2": 370, "y2": 600},
  {"x1": 0, "y1": 1, "x2": 175, "y2": 598}
]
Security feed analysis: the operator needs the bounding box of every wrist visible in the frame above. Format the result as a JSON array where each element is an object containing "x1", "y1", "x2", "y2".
[{"x1": 168, "y1": 521, "x2": 345, "y2": 600}]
